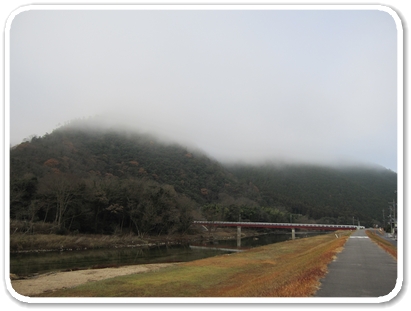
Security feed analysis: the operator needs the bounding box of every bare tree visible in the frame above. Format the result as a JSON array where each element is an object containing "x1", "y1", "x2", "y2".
[{"x1": 39, "y1": 173, "x2": 81, "y2": 230}]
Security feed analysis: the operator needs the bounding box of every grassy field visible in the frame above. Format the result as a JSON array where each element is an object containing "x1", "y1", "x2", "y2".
[{"x1": 35, "y1": 231, "x2": 352, "y2": 297}]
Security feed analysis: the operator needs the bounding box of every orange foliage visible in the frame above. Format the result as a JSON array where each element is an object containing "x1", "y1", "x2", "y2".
[
  {"x1": 138, "y1": 168, "x2": 147, "y2": 174},
  {"x1": 63, "y1": 140, "x2": 77, "y2": 152},
  {"x1": 44, "y1": 158, "x2": 59, "y2": 167}
]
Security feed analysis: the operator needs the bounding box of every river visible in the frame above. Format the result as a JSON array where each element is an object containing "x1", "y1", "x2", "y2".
[{"x1": 10, "y1": 232, "x2": 325, "y2": 277}]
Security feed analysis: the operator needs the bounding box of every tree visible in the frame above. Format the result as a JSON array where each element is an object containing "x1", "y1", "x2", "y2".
[
  {"x1": 201, "y1": 204, "x2": 227, "y2": 221},
  {"x1": 10, "y1": 173, "x2": 38, "y2": 220},
  {"x1": 38, "y1": 173, "x2": 83, "y2": 231}
]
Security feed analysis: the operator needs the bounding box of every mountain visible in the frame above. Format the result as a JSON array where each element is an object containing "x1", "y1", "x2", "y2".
[
  {"x1": 227, "y1": 163, "x2": 397, "y2": 226},
  {"x1": 9, "y1": 119, "x2": 397, "y2": 235}
]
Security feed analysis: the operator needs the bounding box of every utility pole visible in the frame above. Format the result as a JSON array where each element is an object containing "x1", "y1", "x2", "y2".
[
  {"x1": 237, "y1": 213, "x2": 241, "y2": 248},
  {"x1": 393, "y1": 198, "x2": 396, "y2": 230},
  {"x1": 388, "y1": 198, "x2": 396, "y2": 234}
]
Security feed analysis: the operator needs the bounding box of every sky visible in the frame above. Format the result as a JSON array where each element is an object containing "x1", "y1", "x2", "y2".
[{"x1": 8, "y1": 6, "x2": 400, "y2": 171}]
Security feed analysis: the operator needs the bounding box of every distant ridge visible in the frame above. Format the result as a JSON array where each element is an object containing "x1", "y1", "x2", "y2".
[{"x1": 10, "y1": 119, "x2": 397, "y2": 235}]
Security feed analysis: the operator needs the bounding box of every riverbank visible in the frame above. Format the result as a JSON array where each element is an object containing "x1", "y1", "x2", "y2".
[
  {"x1": 25, "y1": 231, "x2": 352, "y2": 298},
  {"x1": 10, "y1": 227, "x2": 261, "y2": 253},
  {"x1": 10, "y1": 263, "x2": 178, "y2": 297}
]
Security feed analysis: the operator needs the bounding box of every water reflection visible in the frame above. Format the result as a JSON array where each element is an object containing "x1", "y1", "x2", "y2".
[
  {"x1": 10, "y1": 232, "x2": 325, "y2": 276},
  {"x1": 10, "y1": 244, "x2": 229, "y2": 277}
]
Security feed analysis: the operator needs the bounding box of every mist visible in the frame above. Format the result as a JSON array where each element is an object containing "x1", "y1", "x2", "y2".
[{"x1": 9, "y1": 7, "x2": 399, "y2": 172}]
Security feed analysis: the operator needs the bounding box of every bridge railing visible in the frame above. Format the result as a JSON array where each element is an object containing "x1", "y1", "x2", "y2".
[{"x1": 192, "y1": 220, "x2": 357, "y2": 230}]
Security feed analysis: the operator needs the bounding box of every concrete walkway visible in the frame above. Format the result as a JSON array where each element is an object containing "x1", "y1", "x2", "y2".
[{"x1": 314, "y1": 229, "x2": 398, "y2": 298}]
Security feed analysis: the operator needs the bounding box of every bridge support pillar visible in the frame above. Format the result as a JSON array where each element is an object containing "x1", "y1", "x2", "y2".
[
  {"x1": 291, "y1": 228, "x2": 295, "y2": 240},
  {"x1": 237, "y1": 226, "x2": 241, "y2": 247}
]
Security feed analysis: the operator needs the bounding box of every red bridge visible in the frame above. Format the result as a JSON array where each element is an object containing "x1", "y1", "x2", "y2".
[{"x1": 193, "y1": 220, "x2": 357, "y2": 231}]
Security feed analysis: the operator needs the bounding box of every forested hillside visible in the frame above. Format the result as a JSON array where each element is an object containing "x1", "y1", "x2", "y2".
[
  {"x1": 228, "y1": 164, "x2": 397, "y2": 227},
  {"x1": 9, "y1": 120, "x2": 397, "y2": 236}
]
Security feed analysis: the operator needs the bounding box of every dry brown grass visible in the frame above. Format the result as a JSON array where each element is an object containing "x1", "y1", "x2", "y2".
[
  {"x1": 365, "y1": 229, "x2": 397, "y2": 260},
  {"x1": 9, "y1": 232, "x2": 148, "y2": 252},
  {"x1": 36, "y1": 231, "x2": 351, "y2": 297},
  {"x1": 199, "y1": 233, "x2": 349, "y2": 297}
]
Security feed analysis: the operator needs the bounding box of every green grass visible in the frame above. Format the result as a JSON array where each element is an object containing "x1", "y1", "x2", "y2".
[{"x1": 35, "y1": 231, "x2": 352, "y2": 297}]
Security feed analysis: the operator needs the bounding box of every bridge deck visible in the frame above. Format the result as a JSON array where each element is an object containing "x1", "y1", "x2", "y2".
[{"x1": 193, "y1": 221, "x2": 357, "y2": 231}]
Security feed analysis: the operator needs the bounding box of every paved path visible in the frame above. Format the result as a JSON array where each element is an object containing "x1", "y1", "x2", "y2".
[{"x1": 314, "y1": 229, "x2": 398, "y2": 297}]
